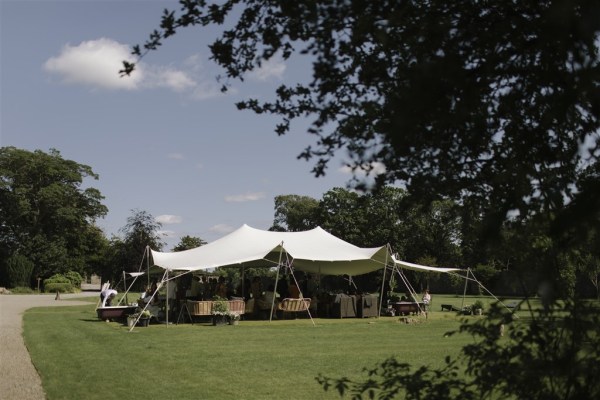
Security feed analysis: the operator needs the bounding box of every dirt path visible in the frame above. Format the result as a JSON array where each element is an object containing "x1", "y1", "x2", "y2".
[{"x1": 0, "y1": 292, "x2": 95, "y2": 400}]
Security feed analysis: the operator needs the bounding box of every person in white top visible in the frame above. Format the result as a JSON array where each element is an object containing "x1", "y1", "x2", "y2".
[
  {"x1": 100, "y1": 288, "x2": 118, "y2": 307},
  {"x1": 422, "y1": 290, "x2": 431, "y2": 311}
]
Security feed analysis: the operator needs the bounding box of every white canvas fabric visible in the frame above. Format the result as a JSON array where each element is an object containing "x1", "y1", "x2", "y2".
[
  {"x1": 151, "y1": 224, "x2": 391, "y2": 276},
  {"x1": 150, "y1": 224, "x2": 460, "y2": 276},
  {"x1": 392, "y1": 258, "x2": 460, "y2": 273}
]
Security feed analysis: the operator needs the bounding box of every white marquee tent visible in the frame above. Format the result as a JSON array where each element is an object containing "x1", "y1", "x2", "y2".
[
  {"x1": 151, "y1": 224, "x2": 396, "y2": 276},
  {"x1": 129, "y1": 224, "x2": 471, "y2": 329}
]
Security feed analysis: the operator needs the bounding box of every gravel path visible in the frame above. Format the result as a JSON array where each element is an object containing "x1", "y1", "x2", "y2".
[{"x1": 0, "y1": 292, "x2": 96, "y2": 400}]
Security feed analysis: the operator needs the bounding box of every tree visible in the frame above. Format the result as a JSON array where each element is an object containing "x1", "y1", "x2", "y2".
[
  {"x1": 173, "y1": 235, "x2": 207, "y2": 251},
  {"x1": 0, "y1": 147, "x2": 108, "y2": 285},
  {"x1": 318, "y1": 188, "x2": 366, "y2": 245},
  {"x1": 123, "y1": 1, "x2": 599, "y2": 241},
  {"x1": 270, "y1": 194, "x2": 320, "y2": 232},
  {"x1": 400, "y1": 199, "x2": 462, "y2": 266},
  {"x1": 99, "y1": 210, "x2": 165, "y2": 284},
  {"x1": 4, "y1": 253, "x2": 34, "y2": 288},
  {"x1": 120, "y1": 209, "x2": 164, "y2": 272}
]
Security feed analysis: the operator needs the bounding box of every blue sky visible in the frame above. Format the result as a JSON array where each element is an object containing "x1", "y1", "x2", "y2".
[{"x1": 0, "y1": 0, "x2": 376, "y2": 249}]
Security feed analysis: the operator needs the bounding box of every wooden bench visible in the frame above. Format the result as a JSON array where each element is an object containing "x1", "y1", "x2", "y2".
[{"x1": 278, "y1": 298, "x2": 311, "y2": 318}]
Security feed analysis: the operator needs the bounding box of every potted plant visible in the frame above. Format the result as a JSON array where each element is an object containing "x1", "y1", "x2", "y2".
[
  {"x1": 227, "y1": 311, "x2": 241, "y2": 325},
  {"x1": 472, "y1": 300, "x2": 485, "y2": 316},
  {"x1": 211, "y1": 297, "x2": 229, "y2": 326},
  {"x1": 128, "y1": 309, "x2": 152, "y2": 327}
]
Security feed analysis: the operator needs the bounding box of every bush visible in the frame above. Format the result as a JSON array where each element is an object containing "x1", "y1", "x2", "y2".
[
  {"x1": 5, "y1": 254, "x2": 34, "y2": 288},
  {"x1": 64, "y1": 271, "x2": 83, "y2": 288},
  {"x1": 10, "y1": 286, "x2": 36, "y2": 294},
  {"x1": 43, "y1": 274, "x2": 74, "y2": 293}
]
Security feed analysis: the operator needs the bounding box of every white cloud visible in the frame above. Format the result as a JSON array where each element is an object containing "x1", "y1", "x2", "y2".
[
  {"x1": 44, "y1": 38, "x2": 142, "y2": 90},
  {"x1": 339, "y1": 161, "x2": 387, "y2": 177},
  {"x1": 143, "y1": 65, "x2": 196, "y2": 92},
  {"x1": 43, "y1": 39, "x2": 283, "y2": 98},
  {"x1": 249, "y1": 55, "x2": 286, "y2": 81},
  {"x1": 167, "y1": 153, "x2": 185, "y2": 160},
  {"x1": 156, "y1": 215, "x2": 183, "y2": 224},
  {"x1": 44, "y1": 40, "x2": 211, "y2": 96},
  {"x1": 190, "y1": 80, "x2": 226, "y2": 100},
  {"x1": 210, "y1": 224, "x2": 235, "y2": 235},
  {"x1": 224, "y1": 192, "x2": 266, "y2": 202}
]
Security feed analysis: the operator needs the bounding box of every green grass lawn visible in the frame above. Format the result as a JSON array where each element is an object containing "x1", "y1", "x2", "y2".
[{"x1": 23, "y1": 294, "x2": 525, "y2": 400}]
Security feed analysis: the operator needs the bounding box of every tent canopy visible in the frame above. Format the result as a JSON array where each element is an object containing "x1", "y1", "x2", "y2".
[
  {"x1": 150, "y1": 224, "x2": 461, "y2": 276},
  {"x1": 151, "y1": 224, "x2": 391, "y2": 276},
  {"x1": 393, "y1": 258, "x2": 460, "y2": 274}
]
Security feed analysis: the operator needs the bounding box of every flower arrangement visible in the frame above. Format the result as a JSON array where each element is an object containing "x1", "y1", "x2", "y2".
[
  {"x1": 226, "y1": 311, "x2": 241, "y2": 325},
  {"x1": 211, "y1": 296, "x2": 229, "y2": 316},
  {"x1": 210, "y1": 297, "x2": 229, "y2": 326},
  {"x1": 227, "y1": 311, "x2": 241, "y2": 321},
  {"x1": 127, "y1": 308, "x2": 153, "y2": 327}
]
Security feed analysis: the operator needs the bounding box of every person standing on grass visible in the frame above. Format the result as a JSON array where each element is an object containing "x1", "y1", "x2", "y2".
[{"x1": 422, "y1": 290, "x2": 431, "y2": 310}]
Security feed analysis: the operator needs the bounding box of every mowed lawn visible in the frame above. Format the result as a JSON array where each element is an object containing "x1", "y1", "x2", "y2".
[{"x1": 23, "y1": 295, "x2": 515, "y2": 400}]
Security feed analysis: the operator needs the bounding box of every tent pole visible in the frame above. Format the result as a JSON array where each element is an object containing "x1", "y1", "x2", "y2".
[
  {"x1": 166, "y1": 269, "x2": 169, "y2": 327},
  {"x1": 378, "y1": 244, "x2": 391, "y2": 318},
  {"x1": 287, "y1": 257, "x2": 315, "y2": 326},
  {"x1": 455, "y1": 269, "x2": 516, "y2": 316},
  {"x1": 317, "y1": 266, "x2": 321, "y2": 317},
  {"x1": 120, "y1": 271, "x2": 127, "y2": 305},
  {"x1": 241, "y1": 267, "x2": 246, "y2": 299},
  {"x1": 395, "y1": 266, "x2": 425, "y2": 314},
  {"x1": 128, "y1": 269, "x2": 167, "y2": 332},
  {"x1": 117, "y1": 273, "x2": 142, "y2": 306},
  {"x1": 146, "y1": 246, "x2": 150, "y2": 287},
  {"x1": 461, "y1": 268, "x2": 470, "y2": 310},
  {"x1": 270, "y1": 242, "x2": 285, "y2": 322},
  {"x1": 378, "y1": 266, "x2": 386, "y2": 318}
]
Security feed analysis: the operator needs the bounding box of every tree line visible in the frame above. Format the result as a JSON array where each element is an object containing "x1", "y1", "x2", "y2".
[{"x1": 1, "y1": 146, "x2": 598, "y2": 299}]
